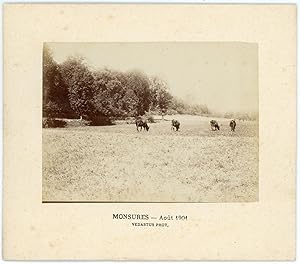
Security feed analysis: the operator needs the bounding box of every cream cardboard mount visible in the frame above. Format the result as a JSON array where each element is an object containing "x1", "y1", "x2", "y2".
[{"x1": 3, "y1": 4, "x2": 296, "y2": 260}]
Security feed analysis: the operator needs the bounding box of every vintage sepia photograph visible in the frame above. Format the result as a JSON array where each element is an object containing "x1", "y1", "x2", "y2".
[
  {"x1": 5, "y1": 4, "x2": 296, "y2": 260},
  {"x1": 42, "y1": 42, "x2": 259, "y2": 202}
]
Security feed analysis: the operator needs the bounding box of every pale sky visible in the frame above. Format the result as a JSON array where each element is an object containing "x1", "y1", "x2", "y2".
[{"x1": 46, "y1": 42, "x2": 258, "y2": 113}]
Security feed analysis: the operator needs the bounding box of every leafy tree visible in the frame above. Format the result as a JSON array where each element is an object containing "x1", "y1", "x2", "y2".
[
  {"x1": 43, "y1": 44, "x2": 72, "y2": 118},
  {"x1": 126, "y1": 71, "x2": 152, "y2": 116},
  {"x1": 60, "y1": 57, "x2": 95, "y2": 119},
  {"x1": 189, "y1": 104, "x2": 210, "y2": 115},
  {"x1": 149, "y1": 77, "x2": 172, "y2": 119},
  {"x1": 169, "y1": 97, "x2": 210, "y2": 116},
  {"x1": 120, "y1": 88, "x2": 139, "y2": 116},
  {"x1": 43, "y1": 44, "x2": 56, "y2": 105},
  {"x1": 43, "y1": 101, "x2": 61, "y2": 118},
  {"x1": 93, "y1": 69, "x2": 126, "y2": 117},
  {"x1": 169, "y1": 97, "x2": 186, "y2": 114}
]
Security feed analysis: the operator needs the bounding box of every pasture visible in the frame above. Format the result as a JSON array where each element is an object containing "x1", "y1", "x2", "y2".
[{"x1": 42, "y1": 115, "x2": 259, "y2": 202}]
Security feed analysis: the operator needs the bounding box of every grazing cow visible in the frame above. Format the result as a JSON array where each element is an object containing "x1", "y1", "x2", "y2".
[
  {"x1": 136, "y1": 119, "x2": 149, "y2": 132},
  {"x1": 171, "y1": 119, "x2": 180, "y2": 131},
  {"x1": 210, "y1": 120, "x2": 220, "y2": 131},
  {"x1": 229, "y1": 119, "x2": 236, "y2": 131}
]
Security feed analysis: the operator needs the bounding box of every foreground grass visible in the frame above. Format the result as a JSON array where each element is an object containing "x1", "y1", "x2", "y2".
[{"x1": 43, "y1": 117, "x2": 258, "y2": 202}]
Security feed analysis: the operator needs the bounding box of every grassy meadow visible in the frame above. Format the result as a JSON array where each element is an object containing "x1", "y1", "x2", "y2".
[{"x1": 42, "y1": 115, "x2": 259, "y2": 202}]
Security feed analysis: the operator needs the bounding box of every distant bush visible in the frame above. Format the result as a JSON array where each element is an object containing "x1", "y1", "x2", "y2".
[
  {"x1": 147, "y1": 116, "x2": 155, "y2": 123},
  {"x1": 166, "y1": 108, "x2": 178, "y2": 115},
  {"x1": 88, "y1": 115, "x2": 115, "y2": 126},
  {"x1": 143, "y1": 111, "x2": 156, "y2": 123},
  {"x1": 66, "y1": 119, "x2": 90, "y2": 127},
  {"x1": 125, "y1": 117, "x2": 136, "y2": 124},
  {"x1": 42, "y1": 118, "x2": 67, "y2": 128}
]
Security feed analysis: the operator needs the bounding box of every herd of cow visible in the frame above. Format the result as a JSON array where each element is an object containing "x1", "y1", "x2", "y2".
[
  {"x1": 209, "y1": 119, "x2": 236, "y2": 131},
  {"x1": 135, "y1": 117, "x2": 237, "y2": 132}
]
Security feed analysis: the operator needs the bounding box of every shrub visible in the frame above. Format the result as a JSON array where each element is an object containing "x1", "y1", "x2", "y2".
[
  {"x1": 125, "y1": 117, "x2": 136, "y2": 124},
  {"x1": 144, "y1": 111, "x2": 155, "y2": 123},
  {"x1": 166, "y1": 108, "x2": 178, "y2": 115},
  {"x1": 42, "y1": 118, "x2": 67, "y2": 128},
  {"x1": 88, "y1": 115, "x2": 115, "y2": 126},
  {"x1": 43, "y1": 101, "x2": 62, "y2": 118},
  {"x1": 66, "y1": 119, "x2": 90, "y2": 127},
  {"x1": 147, "y1": 115, "x2": 155, "y2": 123}
]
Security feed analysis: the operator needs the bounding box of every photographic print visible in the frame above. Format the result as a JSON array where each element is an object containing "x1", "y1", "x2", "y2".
[
  {"x1": 4, "y1": 4, "x2": 296, "y2": 260},
  {"x1": 42, "y1": 42, "x2": 259, "y2": 202}
]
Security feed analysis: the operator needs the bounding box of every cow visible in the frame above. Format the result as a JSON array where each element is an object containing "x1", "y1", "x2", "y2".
[
  {"x1": 171, "y1": 119, "x2": 180, "y2": 131},
  {"x1": 136, "y1": 119, "x2": 149, "y2": 132},
  {"x1": 229, "y1": 119, "x2": 236, "y2": 131},
  {"x1": 210, "y1": 120, "x2": 220, "y2": 131}
]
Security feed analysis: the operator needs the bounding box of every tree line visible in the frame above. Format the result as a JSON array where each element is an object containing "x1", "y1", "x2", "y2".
[{"x1": 43, "y1": 45, "x2": 211, "y2": 125}]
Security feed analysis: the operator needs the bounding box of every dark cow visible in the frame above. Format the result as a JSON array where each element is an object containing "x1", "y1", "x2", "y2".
[
  {"x1": 229, "y1": 119, "x2": 236, "y2": 131},
  {"x1": 136, "y1": 119, "x2": 149, "y2": 132},
  {"x1": 210, "y1": 120, "x2": 220, "y2": 131},
  {"x1": 171, "y1": 119, "x2": 180, "y2": 131}
]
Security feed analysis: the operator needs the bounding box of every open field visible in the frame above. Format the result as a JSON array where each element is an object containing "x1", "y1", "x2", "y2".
[{"x1": 42, "y1": 115, "x2": 259, "y2": 202}]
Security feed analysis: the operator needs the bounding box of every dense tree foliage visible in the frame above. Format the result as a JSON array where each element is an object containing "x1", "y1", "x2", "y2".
[
  {"x1": 43, "y1": 44, "x2": 72, "y2": 118},
  {"x1": 168, "y1": 97, "x2": 210, "y2": 116},
  {"x1": 126, "y1": 71, "x2": 152, "y2": 116},
  {"x1": 60, "y1": 57, "x2": 95, "y2": 119},
  {"x1": 149, "y1": 77, "x2": 172, "y2": 119},
  {"x1": 43, "y1": 46, "x2": 220, "y2": 123}
]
